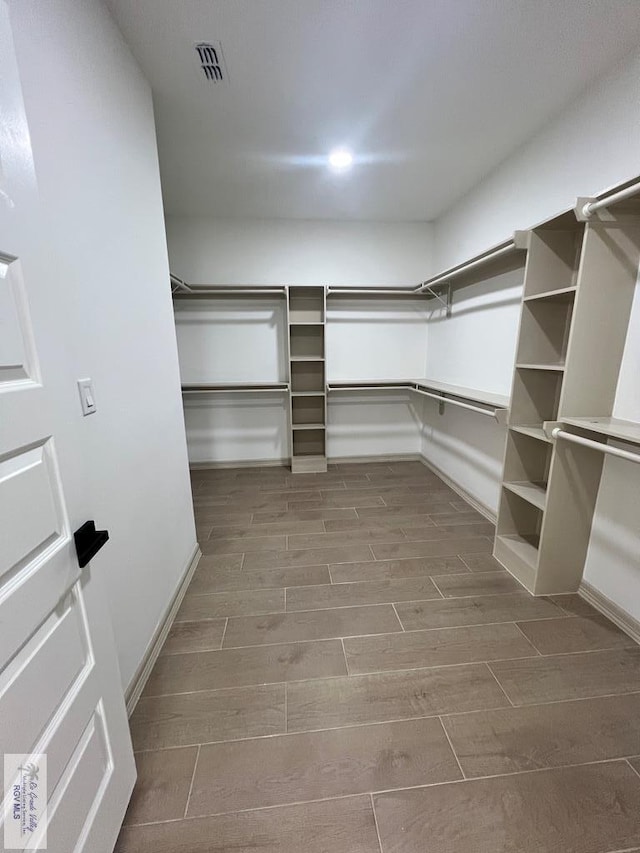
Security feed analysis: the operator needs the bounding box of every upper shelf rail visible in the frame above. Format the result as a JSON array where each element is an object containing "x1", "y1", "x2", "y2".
[
  {"x1": 414, "y1": 232, "x2": 528, "y2": 297},
  {"x1": 326, "y1": 287, "x2": 426, "y2": 298}
]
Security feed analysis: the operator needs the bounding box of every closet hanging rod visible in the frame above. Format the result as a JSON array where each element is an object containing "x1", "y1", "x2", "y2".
[
  {"x1": 326, "y1": 287, "x2": 423, "y2": 297},
  {"x1": 327, "y1": 382, "x2": 414, "y2": 392},
  {"x1": 580, "y1": 180, "x2": 640, "y2": 219},
  {"x1": 181, "y1": 383, "x2": 289, "y2": 394},
  {"x1": 551, "y1": 427, "x2": 640, "y2": 465},
  {"x1": 414, "y1": 238, "x2": 524, "y2": 294},
  {"x1": 413, "y1": 387, "x2": 505, "y2": 421},
  {"x1": 174, "y1": 287, "x2": 286, "y2": 298}
]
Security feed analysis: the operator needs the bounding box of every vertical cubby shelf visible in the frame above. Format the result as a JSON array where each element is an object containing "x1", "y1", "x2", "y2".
[
  {"x1": 496, "y1": 201, "x2": 640, "y2": 596},
  {"x1": 495, "y1": 216, "x2": 585, "y2": 592},
  {"x1": 287, "y1": 286, "x2": 327, "y2": 473}
]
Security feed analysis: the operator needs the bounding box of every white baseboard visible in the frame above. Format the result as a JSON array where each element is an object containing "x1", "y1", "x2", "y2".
[
  {"x1": 328, "y1": 453, "x2": 423, "y2": 465},
  {"x1": 418, "y1": 453, "x2": 497, "y2": 523},
  {"x1": 191, "y1": 453, "x2": 424, "y2": 469},
  {"x1": 125, "y1": 543, "x2": 201, "y2": 716},
  {"x1": 190, "y1": 458, "x2": 289, "y2": 470},
  {"x1": 579, "y1": 579, "x2": 640, "y2": 646}
]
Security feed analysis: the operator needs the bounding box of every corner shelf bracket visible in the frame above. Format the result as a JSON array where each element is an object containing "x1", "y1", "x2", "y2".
[{"x1": 421, "y1": 281, "x2": 452, "y2": 317}]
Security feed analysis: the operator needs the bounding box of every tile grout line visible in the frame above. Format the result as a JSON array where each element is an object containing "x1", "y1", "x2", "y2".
[
  {"x1": 143, "y1": 662, "x2": 640, "y2": 706},
  {"x1": 183, "y1": 744, "x2": 201, "y2": 819},
  {"x1": 511, "y1": 620, "x2": 542, "y2": 655},
  {"x1": 369, "y1": 793, "x2": 385, "y2": 853},
  {"x1": 429, "y1": 575, "x2": 447, "y2": 599},
  {"x1": 218, "y1": 618, "x2": 229, "y2": 650},
  {"x1": 485, "y1": 661, "x2": 515, "y2": 707},
  {"x1": 390, "y1": 602, "x2": 405, "y2": 631},
  {"x1": 284, "y1": 682, "x2": 288, "y2": 733},
  {"x1": 124, "y1": 756, "x2": 640, "y2": 830},
  {"x1": 626, "y1": 758, "x2": 640, "y2": 781},
  {"x1": 437, "y1": 715, "x2": 466, "y2": 780},
  {"x1": 340, "y1": 637, "x2": 350, "y2": 674},
  {"x1": 165, "y1": 619, "x2": 628, "y2": 654},
  {"x1": 132, "y1": 698, "x2": 640, "y2": 754}
]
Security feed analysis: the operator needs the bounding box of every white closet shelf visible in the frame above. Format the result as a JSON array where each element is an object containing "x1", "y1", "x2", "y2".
[
  {"x1": 516, "y1": 363, "x2": 565, "y2": 372},
  {"x1": 326, "y1": 378, "x2": 509, "y2": 421},
  {"x1": 290, "y1": 356, "x2": 325, "y2": 362},
  {"x1": 327, "y1": 287, "x2": 427, "y2": 298},
  {"x1": 327, "y1": 380, "x2": 414, "y2": 391},
  {"x1": 496, "y1": 533, "x2": 540, "y2": 571},
  {"x1": 291, "y1": 422, "x2": 325, "y2": 430},
  {"x1": 523, "y1": 285, "x2": 577, "y2": 302},
  {"x1": 509, "y1": 425, "x2": 552, "y2": 444},
  {"x1": 503, "y1": 480, "x2": 548, "y2": 511},
  {"x1": 557, "y1": 417, "x2": 640, "y2": 446},
  {"x1": 415, "y1": 234, "x2": 528, "y2": 297},
  {"x1": 181, "y1": 382, "x2": 289, "y2": 394},
  {"x1": 412, "y1": 379, "x2": 510, "y2": 410}
]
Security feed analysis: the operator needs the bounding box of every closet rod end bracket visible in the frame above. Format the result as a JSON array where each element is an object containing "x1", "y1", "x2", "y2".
[
  {"x1": 543, "y1": 420, "x2": 563, "y2": 441},
  {"x1": 575, "y1": 198, "x2": 596, "y2": 222},
  {"x1": 512, "y1": 230, "x2": 530, "y2": 250}
]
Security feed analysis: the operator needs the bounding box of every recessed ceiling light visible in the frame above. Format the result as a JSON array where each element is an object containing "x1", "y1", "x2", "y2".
[{"x1": 328, "y1": 148, "x2": 353, "y2": 171}]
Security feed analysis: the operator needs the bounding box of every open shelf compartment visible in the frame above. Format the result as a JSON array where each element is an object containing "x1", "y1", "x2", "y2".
[
  {"x1": 290, "y1": 361, "x2": 324, "y2": 393},
  {"x1": 523, "y1": 228, "x2": 583, "y2": 298},
  {"x1": 292, "y1": 429, "x2": 326, "y2": 458},
  {"x1": 290, "y1": 324, "x2": 324, "y2": 359},
  {"x1": 509, "y1": 368, "x2": 563, "y2": 429},
  {"x1": 515, "y1": 297, "x2": 574, "y2": 369},
  {"x1": 288, "y1": 286, "x2": 325, "y2": 323},
  {"x1": 502, "y1": 431, "x2": 552, "y2": 511},
  {"x1": 495, "y1": 489, "x2": 544, "y2": 589},
  {"x1": 292, "y1": 395, "x2": 325, "y2": 427}
]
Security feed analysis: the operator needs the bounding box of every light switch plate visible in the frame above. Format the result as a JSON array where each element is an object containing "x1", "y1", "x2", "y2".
[{"x1": 77, "y1": 378, "x2": 97, "y2": 416}]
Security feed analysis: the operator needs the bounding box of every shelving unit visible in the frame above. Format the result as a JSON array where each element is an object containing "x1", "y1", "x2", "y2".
[
  {"x1": 495, "y1": 194, "x2": 640, "y2": 594},
  {"x1": 495, "y1": 213, "x2": 584, "y2": 589},
  {"x1": 287, "y1": 287, "x2": 327, "y2": 472}
]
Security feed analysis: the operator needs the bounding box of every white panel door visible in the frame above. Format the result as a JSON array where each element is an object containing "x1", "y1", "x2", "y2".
[{"x1": 0, "y1": 4, "x2": 135, "y2": 852}]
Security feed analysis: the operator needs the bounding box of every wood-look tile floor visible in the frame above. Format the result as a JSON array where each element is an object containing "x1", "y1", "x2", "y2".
[{"x1": 115, "y1": 461, "x2": 640, "y2": 853}]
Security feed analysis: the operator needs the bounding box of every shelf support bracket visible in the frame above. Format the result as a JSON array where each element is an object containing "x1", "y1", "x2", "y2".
[{"x1": 423, "y1": 282, "x2": 451, "y2": 317}]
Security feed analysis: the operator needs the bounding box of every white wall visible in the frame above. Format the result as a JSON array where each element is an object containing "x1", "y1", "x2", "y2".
[
  {"x1": 168, "y1": 218, "x2": 434, "y2": 463},
  {"x1": 166, "y1": 217, "x2": 434, "y2": 287},
  {"x1": 434, "y1": 47, "x2": 640, "y2": 269},
  {"x1": 10, "y1": 0, "x2": 196, "y2": 691},
  {"x1": 420, "y1": 262, "x2": 525, "y2": 514},
  {"x1": 429, "y1": 45, "x2": 640, "y2": 615},
  {"x1": 582, "y1": 271, "x2": 640, "y2": 622}
]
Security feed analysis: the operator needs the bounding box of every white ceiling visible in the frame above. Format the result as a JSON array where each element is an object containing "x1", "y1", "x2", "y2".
[{"x1": 106, "y1": 0, "x2": 640, "y2": 221}]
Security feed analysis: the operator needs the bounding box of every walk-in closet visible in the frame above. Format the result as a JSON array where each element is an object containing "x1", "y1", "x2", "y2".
[{"x1": 4, "y1": 3, "x2": 640, "y2": 852}]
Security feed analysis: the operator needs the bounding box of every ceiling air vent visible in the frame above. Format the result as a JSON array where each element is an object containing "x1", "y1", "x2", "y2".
[{"x1": 195, "y1": 42, "x2": 227, "y2": 82}]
